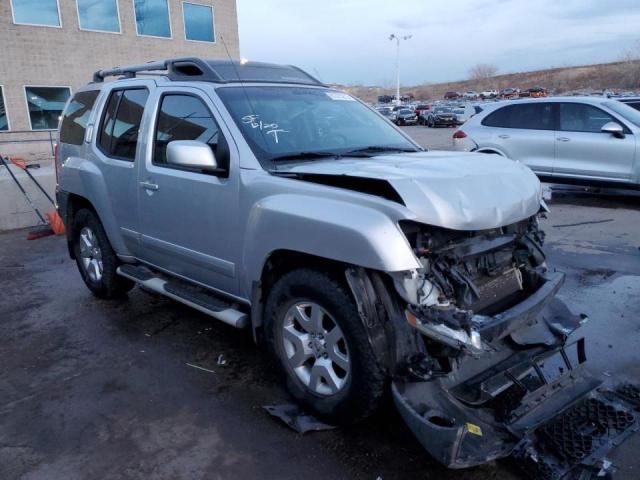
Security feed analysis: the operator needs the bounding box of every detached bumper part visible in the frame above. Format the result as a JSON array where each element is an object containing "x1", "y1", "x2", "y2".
[{"x1": 394, "y1": 272, "x2": 640, "y2": 477}]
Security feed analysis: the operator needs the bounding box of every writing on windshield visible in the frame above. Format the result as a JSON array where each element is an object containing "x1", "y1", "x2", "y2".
[{"x1": 242, "y1": 114, "x2": 288, "y2": 144}]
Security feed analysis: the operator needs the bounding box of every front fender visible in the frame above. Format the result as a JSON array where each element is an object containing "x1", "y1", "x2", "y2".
[{"x1": 241, "y1": 194, "x2": 421, "y2": 296}]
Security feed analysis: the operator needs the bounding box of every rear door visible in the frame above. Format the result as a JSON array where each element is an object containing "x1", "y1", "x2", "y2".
[
  {"x1": 480, "y1": 103, "x2": 556, "y2": 176},
  {"x1": 92, "y1": 83, "x2": 152, "y2": 254},
  {"x1": 136, "y1": 87, "x2": 240, "y2": 295},
  {"x1": 554, "y1": 102, "x2": 635, "y2": 182}
]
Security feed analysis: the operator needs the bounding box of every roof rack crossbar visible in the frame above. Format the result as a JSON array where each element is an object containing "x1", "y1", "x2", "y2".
[{"x1": 92, "y1": 58, "x2": 218, "y2": 83}]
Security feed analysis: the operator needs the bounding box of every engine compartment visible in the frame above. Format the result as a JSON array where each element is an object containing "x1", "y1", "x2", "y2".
[{"x1": 365, "y1": 214, "x2": 640, "y2": 478}]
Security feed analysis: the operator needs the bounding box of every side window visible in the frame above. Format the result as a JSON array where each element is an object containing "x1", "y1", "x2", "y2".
[
  {"x1": 153, "y1": 94, "x2": 228, "y2": 172},
  {"x1": 59, "y1": 90, "x2": 99, "y2": 146},
  {"x1": 510, "y1": 103, "x2": 554, "y2": 130},
  {"x1": 626, "y1": 101, "x2": 640, "y2": 112},
  {"x1": 482, "y1": 103, "x2": 554, "y2": 130},
  {"x1": 559, "y1": 103, "x2": 616, "y2": 133},
  {"x1": 481, "y1": 105, "x2": 513, "y2": 127},
  {"x1": 98, "y1": 88, "x2": 149, "y2": 161}
]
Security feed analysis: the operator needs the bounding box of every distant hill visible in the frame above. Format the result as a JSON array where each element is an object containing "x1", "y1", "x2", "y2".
[{"x1": 338, "y1": 60, "x2": 640, "y2": 103}]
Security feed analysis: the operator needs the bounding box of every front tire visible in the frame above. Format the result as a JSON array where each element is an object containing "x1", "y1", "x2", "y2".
[
  {"x1": 72, "y1": 209, "x2": 134, "y2": 299},
  {"x1": 264, "y1": 269, "x2": 386, "y2": 425}
]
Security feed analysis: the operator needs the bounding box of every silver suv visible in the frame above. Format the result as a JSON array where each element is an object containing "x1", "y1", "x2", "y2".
[
  {"x1": 453, "y1": 97, "x2": 640, "y2": 189},
  {"x1": 55, "y1": 58, "x2": 638, "y2": 475}
]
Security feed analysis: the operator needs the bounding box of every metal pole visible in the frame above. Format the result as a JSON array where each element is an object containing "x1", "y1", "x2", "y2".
[
  {"x1": 389, "y1": 34, "x2": 412, "y2": 106},
  {"x1": 395, "y1": 37, "x2": 400, "y2": 106}
]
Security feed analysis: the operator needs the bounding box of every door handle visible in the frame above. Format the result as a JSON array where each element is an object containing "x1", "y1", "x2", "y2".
[
  {"x1": 557, "y1": 137, "x2": 570, "y2": 142},
  {"x1": 140, "y1": 181, "x2": 159, "y2": 191},
  {"x1": 498, "y1": 134, "x2": 510, "y2": 139}
]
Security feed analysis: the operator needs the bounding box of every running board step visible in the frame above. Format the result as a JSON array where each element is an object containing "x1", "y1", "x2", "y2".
[{"x1": 117, "y1": 264, "x2": 248, "y2": 328}]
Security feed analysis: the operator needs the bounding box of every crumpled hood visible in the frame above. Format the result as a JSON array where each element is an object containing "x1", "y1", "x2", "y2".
[{"x1": 279, "y1": 151, "x2": 542, "y2": 230}]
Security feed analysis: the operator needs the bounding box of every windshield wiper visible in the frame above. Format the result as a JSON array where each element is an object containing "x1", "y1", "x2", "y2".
[
  {"x1": 342, "y1": 146, "x2": 421, "y2": 157},
  {"x1": 270, "y1": 152, "x2": 340, "y2": 162}
]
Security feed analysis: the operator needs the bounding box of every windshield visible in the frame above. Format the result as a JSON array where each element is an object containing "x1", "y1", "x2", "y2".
[
  {"x1": 604, "y1": 100, "x2": 640, "y2": 128},
  {"x1": 216, "y1": 86, "x2": 419, "y2": 164},
  {"x1": 434, "y1": 107, "x2": 452, "y2": 113},
  {"x1": 453, "y1": 109, "x2": 465, "y2": 114}
]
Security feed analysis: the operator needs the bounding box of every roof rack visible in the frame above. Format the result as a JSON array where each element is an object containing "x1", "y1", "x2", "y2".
[{"x1": 92, "y1": 57, "x2": 324, "y2": 86}]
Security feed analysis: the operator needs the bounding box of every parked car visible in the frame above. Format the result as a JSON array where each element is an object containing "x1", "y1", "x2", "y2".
[
  {"x1": 444, "y1": 91, "x2": 461, "y2": 100},
  {"x1": 421, "y1": 106, "x2": 457, "y2": 127},
  {"x1": 463, "y1": 91, "x2": 478, "y2": 100},
  {"x1": 618, "y1": 96, "x2": 640, "y2": 112},
  {"x1": 414, "y1": 103, "x2": 432, "y2": 117},
  {"x1": 452, "y1": 104, "x2": 475, "y2": 125},
  {"x1": 453, "y1": 97, "x2": 640, "y2": 189},
  {"x1": 480, "y1": 89, "x2": 498, "y2": 99},
  {"x1": 500, "y1": 88, "x2": 519, "y2": 99},
  {"x1": 376, "y1": 106, "x2": 398, "y2": 122},
  {"x1": 394, "y1": 107, "x2": 418, "y2": 125},
  {"x1": 56, "y1": 58, "x2": 638, "y2": 475},
  {"x1": 528, "y1": 86, "x2": 547, "y2": 98},
  {"x1": 378, "y1": 94, "x2": 394, "y2": 104}
]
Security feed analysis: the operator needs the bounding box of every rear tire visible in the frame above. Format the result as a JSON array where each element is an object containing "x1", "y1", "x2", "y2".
[
  {"x1": 72, "y1": 208, "x2": 134, "y2": 299},
  {"x1": 264, "y1": 269, "x2": 386, "y2": 425}
]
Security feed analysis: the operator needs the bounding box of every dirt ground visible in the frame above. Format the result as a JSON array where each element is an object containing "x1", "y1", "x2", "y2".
[{"x1": 2, "y1": 127, "x2": 640, "y2": 479}]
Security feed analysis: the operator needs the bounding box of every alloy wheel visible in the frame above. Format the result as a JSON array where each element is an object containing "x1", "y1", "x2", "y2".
[
  {"x1": 281, "y1": 301, "x2": 350, "y2": 396},
  {"x1": 79, "y1": 227, "x2": 103, "y2": 282}
]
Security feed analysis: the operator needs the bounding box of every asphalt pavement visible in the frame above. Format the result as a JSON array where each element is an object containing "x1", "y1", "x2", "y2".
[{"x1": 1, "y1": 126, "x2": 640, "y2": 479}]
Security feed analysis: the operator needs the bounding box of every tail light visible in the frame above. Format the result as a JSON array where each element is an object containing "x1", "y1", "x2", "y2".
[
  {"x1": 54, "y1": 143, "x2": 60, "y2": 183},
  {"x1": 452, "y1": 130, "x2": 467, "y2": 139}
]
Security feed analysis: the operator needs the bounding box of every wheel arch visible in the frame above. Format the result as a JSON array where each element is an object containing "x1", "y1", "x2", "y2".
[
  {"x1": 250, "y1": 251, "x2": 423, "y2": 377},
  {"x1": 60, "y1": 193, "x2": 97, "y2": 259},
  {"x1": 476, "y1": 147, "x2": 506, "y2": 156},
  {"x1": 250, "y1": 249, "x2": 350, "y2": 343}
]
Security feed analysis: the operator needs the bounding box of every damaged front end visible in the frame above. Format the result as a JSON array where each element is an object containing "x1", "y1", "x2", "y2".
[{"x1": 357, "y1": 214, "x2": 639, "y2": 478}]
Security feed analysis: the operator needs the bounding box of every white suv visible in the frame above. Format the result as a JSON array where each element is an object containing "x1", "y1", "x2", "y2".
[{"x1": 454, "y1": 97, "x2": 640, "y2": 189}]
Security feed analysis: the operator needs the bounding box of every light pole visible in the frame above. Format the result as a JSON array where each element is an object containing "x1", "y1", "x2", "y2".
[{"x1": 389, "y1": 34, "x2": 412, "y2": 106}]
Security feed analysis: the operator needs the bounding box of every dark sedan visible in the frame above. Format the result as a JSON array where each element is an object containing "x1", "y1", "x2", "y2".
[
  {"x1": 421, "y1": 106, "x2": 457, "y2": 127},
  {"x1": 394, "y1": 108, "x2": 418, "y2": 125}
]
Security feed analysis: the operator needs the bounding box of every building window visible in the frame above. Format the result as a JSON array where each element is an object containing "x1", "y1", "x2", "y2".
[
  {"x1": 11, "y1": 0, "x2": 61, "y2": 27},
  {"x1": 133, "y1": 0, "x2": 171, "y2": 38},
  {"x1": 183, "y1": 2, "x2": 215, "y2": 43},
  {"x1": 77, "y1": 0, "x2": 120, "y2": 33},
  {"x1": 0, "y1": 87, "x2": 8, "y2": 131},
  {"x1": 24, "y1": 86, "x2": 71, "y2": 131}
]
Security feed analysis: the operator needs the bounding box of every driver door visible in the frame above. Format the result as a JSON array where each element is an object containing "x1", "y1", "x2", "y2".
[{"x1": 136, "y1": 87, "x2": 240, "y2": 295}]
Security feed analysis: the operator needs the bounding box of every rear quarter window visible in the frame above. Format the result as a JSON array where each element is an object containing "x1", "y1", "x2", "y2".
[
  {"x1": 482, "y1": 103, "x2": 554, "y2": 130},
  {"x1": 59, "y1": 90, "x2": 100, "y2": 146}
]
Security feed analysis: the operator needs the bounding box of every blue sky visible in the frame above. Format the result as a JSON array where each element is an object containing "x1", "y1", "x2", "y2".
[{"x1": 236, "y1": 0, "x2": 640, "y2": 86}]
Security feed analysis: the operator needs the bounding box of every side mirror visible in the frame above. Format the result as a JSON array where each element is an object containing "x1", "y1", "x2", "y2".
[
  {"x1": 166, "y1": 140, "x2": 218, "y2": 170},
  {"x1": 601, "y1": 122, "x2": 625, "y2": 138}
]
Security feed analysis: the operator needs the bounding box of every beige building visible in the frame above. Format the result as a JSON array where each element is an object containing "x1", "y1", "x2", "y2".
[{"x1": 0, "y1": 0, "x2": 240, "y2": 162}]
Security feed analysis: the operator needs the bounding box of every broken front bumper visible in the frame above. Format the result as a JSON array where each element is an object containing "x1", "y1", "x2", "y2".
[{"x1": 393, "y1": 272, "x2": 640, "y2": 478}]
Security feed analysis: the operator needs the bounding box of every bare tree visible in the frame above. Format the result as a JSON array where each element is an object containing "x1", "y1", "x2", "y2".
[
  {"x1": 618, "y1": 40, "x2": 640, "y2": 89},
  {"x1": 468, "y1": 63, "x2": 498, "y2": 81}
]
